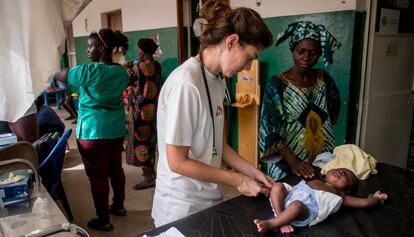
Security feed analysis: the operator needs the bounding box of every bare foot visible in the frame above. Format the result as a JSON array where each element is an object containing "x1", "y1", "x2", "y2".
[
  {"x1": 254, "y1": 219, "x2": 272, "y2": 233},
  {"x1": 280, "y1": 225, "x2": 295, "y2": 233}
]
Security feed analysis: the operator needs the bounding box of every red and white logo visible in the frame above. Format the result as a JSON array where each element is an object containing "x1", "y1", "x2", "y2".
[{"x1": 216, "y1": 105, "x2": 224, "y2": 117}]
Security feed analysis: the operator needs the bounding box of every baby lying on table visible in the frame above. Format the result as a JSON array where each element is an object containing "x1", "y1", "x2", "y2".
[{"x1": 254, "y1": 168, "x2": 388, "y2": 233}]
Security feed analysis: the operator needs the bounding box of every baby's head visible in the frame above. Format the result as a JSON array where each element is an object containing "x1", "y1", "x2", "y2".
[{"x1": 324, "y1": 168, "x2": 357, "y2": 193}]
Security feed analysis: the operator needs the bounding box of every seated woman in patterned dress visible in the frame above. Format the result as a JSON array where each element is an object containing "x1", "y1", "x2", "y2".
[{"x1": 259, "y1": 21, "x2": 341, "y2": 181}]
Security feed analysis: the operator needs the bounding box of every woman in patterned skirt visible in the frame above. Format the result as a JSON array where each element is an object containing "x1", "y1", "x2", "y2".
[{"x1": 124, "y1": 38, "x2": 161, "y2": 190}]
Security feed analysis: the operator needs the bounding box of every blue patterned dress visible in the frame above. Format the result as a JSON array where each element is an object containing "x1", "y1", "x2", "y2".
[{"x1": 259, "y1": 70, "x2": 340, "y2": 180}]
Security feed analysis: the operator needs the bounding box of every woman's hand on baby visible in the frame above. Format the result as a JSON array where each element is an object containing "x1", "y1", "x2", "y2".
[
  {"x1": 252, "y1": 169, "x2": 273, "y2": 187},
  {"x1": 290, "y1": 159, "x2": 314, "y2": 178},
  {"x1": 233, "y1": 172, "x2": 270, "y2": 197}
]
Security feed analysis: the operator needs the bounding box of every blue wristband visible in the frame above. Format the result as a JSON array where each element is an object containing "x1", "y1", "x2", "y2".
[{"x1": 368, "y1": 194, "x2": 384, "y2": 205}]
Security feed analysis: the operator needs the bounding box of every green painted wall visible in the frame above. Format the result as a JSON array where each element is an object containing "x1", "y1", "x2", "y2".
[
  {"x1": 228, "y1": 10, "x2": 365, "y2": 150},
  {"x1": 74, "y1": 36, "x2": 88, "y2": 64},
  {"x1": 74, "y1": 27, "x2": 179, "y2": 82}
]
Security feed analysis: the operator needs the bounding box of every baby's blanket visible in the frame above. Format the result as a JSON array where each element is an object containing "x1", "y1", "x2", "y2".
[{"x1": 321, "y1": 144, "x2": 377, "y2": 180}]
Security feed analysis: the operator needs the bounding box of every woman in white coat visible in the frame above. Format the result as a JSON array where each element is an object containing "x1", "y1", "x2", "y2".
[{"x1": 152, "y1": 0, "x2": 274, "y2": 227}]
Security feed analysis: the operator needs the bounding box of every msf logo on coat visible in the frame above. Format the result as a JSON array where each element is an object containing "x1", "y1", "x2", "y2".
[{"x1": 216, "y1": 105, "x2": 224, "y2": 117}]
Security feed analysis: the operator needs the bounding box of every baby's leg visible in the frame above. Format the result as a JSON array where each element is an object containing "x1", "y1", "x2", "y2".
[
  {"x1": 254, "y1": 182, "x2": 291, "y2": 232},
  {"x1": 255, "y1": 199, "x2": 309, "y2": 233},
  {"x1": 270, "y1": 182, "x2": 288, "y2": 214}
]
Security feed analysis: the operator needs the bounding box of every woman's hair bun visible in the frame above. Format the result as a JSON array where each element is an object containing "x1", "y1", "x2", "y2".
[{"x1": 200, "y1": 0, "x2": 231, "y2": 24}]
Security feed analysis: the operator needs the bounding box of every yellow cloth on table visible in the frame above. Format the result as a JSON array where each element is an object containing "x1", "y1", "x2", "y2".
[{"x1": 321, "y1": 144, "x2": 377, "y2": 180}]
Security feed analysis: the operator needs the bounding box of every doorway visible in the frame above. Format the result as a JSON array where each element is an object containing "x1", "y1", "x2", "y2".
[
  {"x1": 101, "y1": 9, "x2": 123, "y2": 31},
  {"x1": 177, "y1": 0, "x2": 230, "y2": 62}
]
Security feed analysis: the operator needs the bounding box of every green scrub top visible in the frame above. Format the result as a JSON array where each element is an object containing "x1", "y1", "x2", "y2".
[{"x1": 67, "y1": 62, "x2": 128, "y2": 140}]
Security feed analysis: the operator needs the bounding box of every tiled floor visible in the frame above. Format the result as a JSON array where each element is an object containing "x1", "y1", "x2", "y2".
[{"x1": 56, "y1": 107, "x2": 239, "y2": 237}]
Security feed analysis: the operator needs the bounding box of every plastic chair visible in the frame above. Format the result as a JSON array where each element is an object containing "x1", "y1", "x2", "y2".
[
  {"x1": 43, "y1": 89, "x2": 65, "y2": 110},
  {"x1": 39, "y1": 129, "x2": 73, "y2": 220},
  {"x1": 0, "y1": 141, "x2": 41, "y2": 186}
]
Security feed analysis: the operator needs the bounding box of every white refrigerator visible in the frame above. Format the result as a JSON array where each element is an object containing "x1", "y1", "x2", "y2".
[{"x1": 361, "y1": 34, "x2": 414, "y2": 169}]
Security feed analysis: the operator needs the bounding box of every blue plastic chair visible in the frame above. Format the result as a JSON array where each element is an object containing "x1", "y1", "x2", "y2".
[{"x1": 39, "y1": 129, "x2": 73, "y2": 220}]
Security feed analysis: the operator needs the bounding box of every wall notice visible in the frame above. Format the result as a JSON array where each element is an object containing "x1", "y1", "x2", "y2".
[{"x1": 379, "y1": 8, "x2": 400, "y2": 34}]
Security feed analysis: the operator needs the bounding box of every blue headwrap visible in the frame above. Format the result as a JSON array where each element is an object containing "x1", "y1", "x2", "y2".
[{"x1": 275, "y1": 21, "x2": 341, "y2": 66}]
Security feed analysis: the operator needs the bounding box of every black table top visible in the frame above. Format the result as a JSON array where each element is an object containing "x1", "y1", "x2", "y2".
[{"x1": 140, "y1": 163, "x2": 414, "y2": 237}]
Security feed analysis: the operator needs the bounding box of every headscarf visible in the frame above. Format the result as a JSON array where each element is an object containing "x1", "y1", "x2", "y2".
[
  {"x1": 275, "y1": 21, "x2": 341, "y2": 66},
  {"x1": 138, "y1": 38, "x2": 158, "y2": 55}
]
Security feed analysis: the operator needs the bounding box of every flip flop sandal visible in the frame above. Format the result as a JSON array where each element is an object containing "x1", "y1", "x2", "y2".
[
  {"x1": 87, "y1": 218, "x2": 114, "y2": 232},
  {"x1": 109, "y1": 205, "x2": 127, "y2": 217},
  {"x1": 132, "y1": 179, "x2": 155, "y2": 190}
]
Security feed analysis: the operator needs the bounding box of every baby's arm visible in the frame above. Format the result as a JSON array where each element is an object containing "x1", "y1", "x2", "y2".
[{"x1": 342, "y1": 191, "x2": 388, "y2": 208}]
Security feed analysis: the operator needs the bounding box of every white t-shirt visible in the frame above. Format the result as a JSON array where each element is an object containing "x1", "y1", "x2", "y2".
[{"x1": 152, "y1": 57, "x2": 227, "y2": 227}]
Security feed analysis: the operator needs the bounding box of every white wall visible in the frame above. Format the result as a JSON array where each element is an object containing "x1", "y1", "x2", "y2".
[
  {"x1": 231, "y1": 0, "x2": 362, "y2": 18},
  {"x1": 72, "y1": 0, "x2": 177, "y2": 37},
  {"x1": 72, "y1": 0, "x2": 367, "y2": 37}
]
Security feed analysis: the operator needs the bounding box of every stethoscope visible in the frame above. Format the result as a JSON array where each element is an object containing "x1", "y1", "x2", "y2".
[{"x1": 199, "y1": 52, "x2": 231, "y2": 158}]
